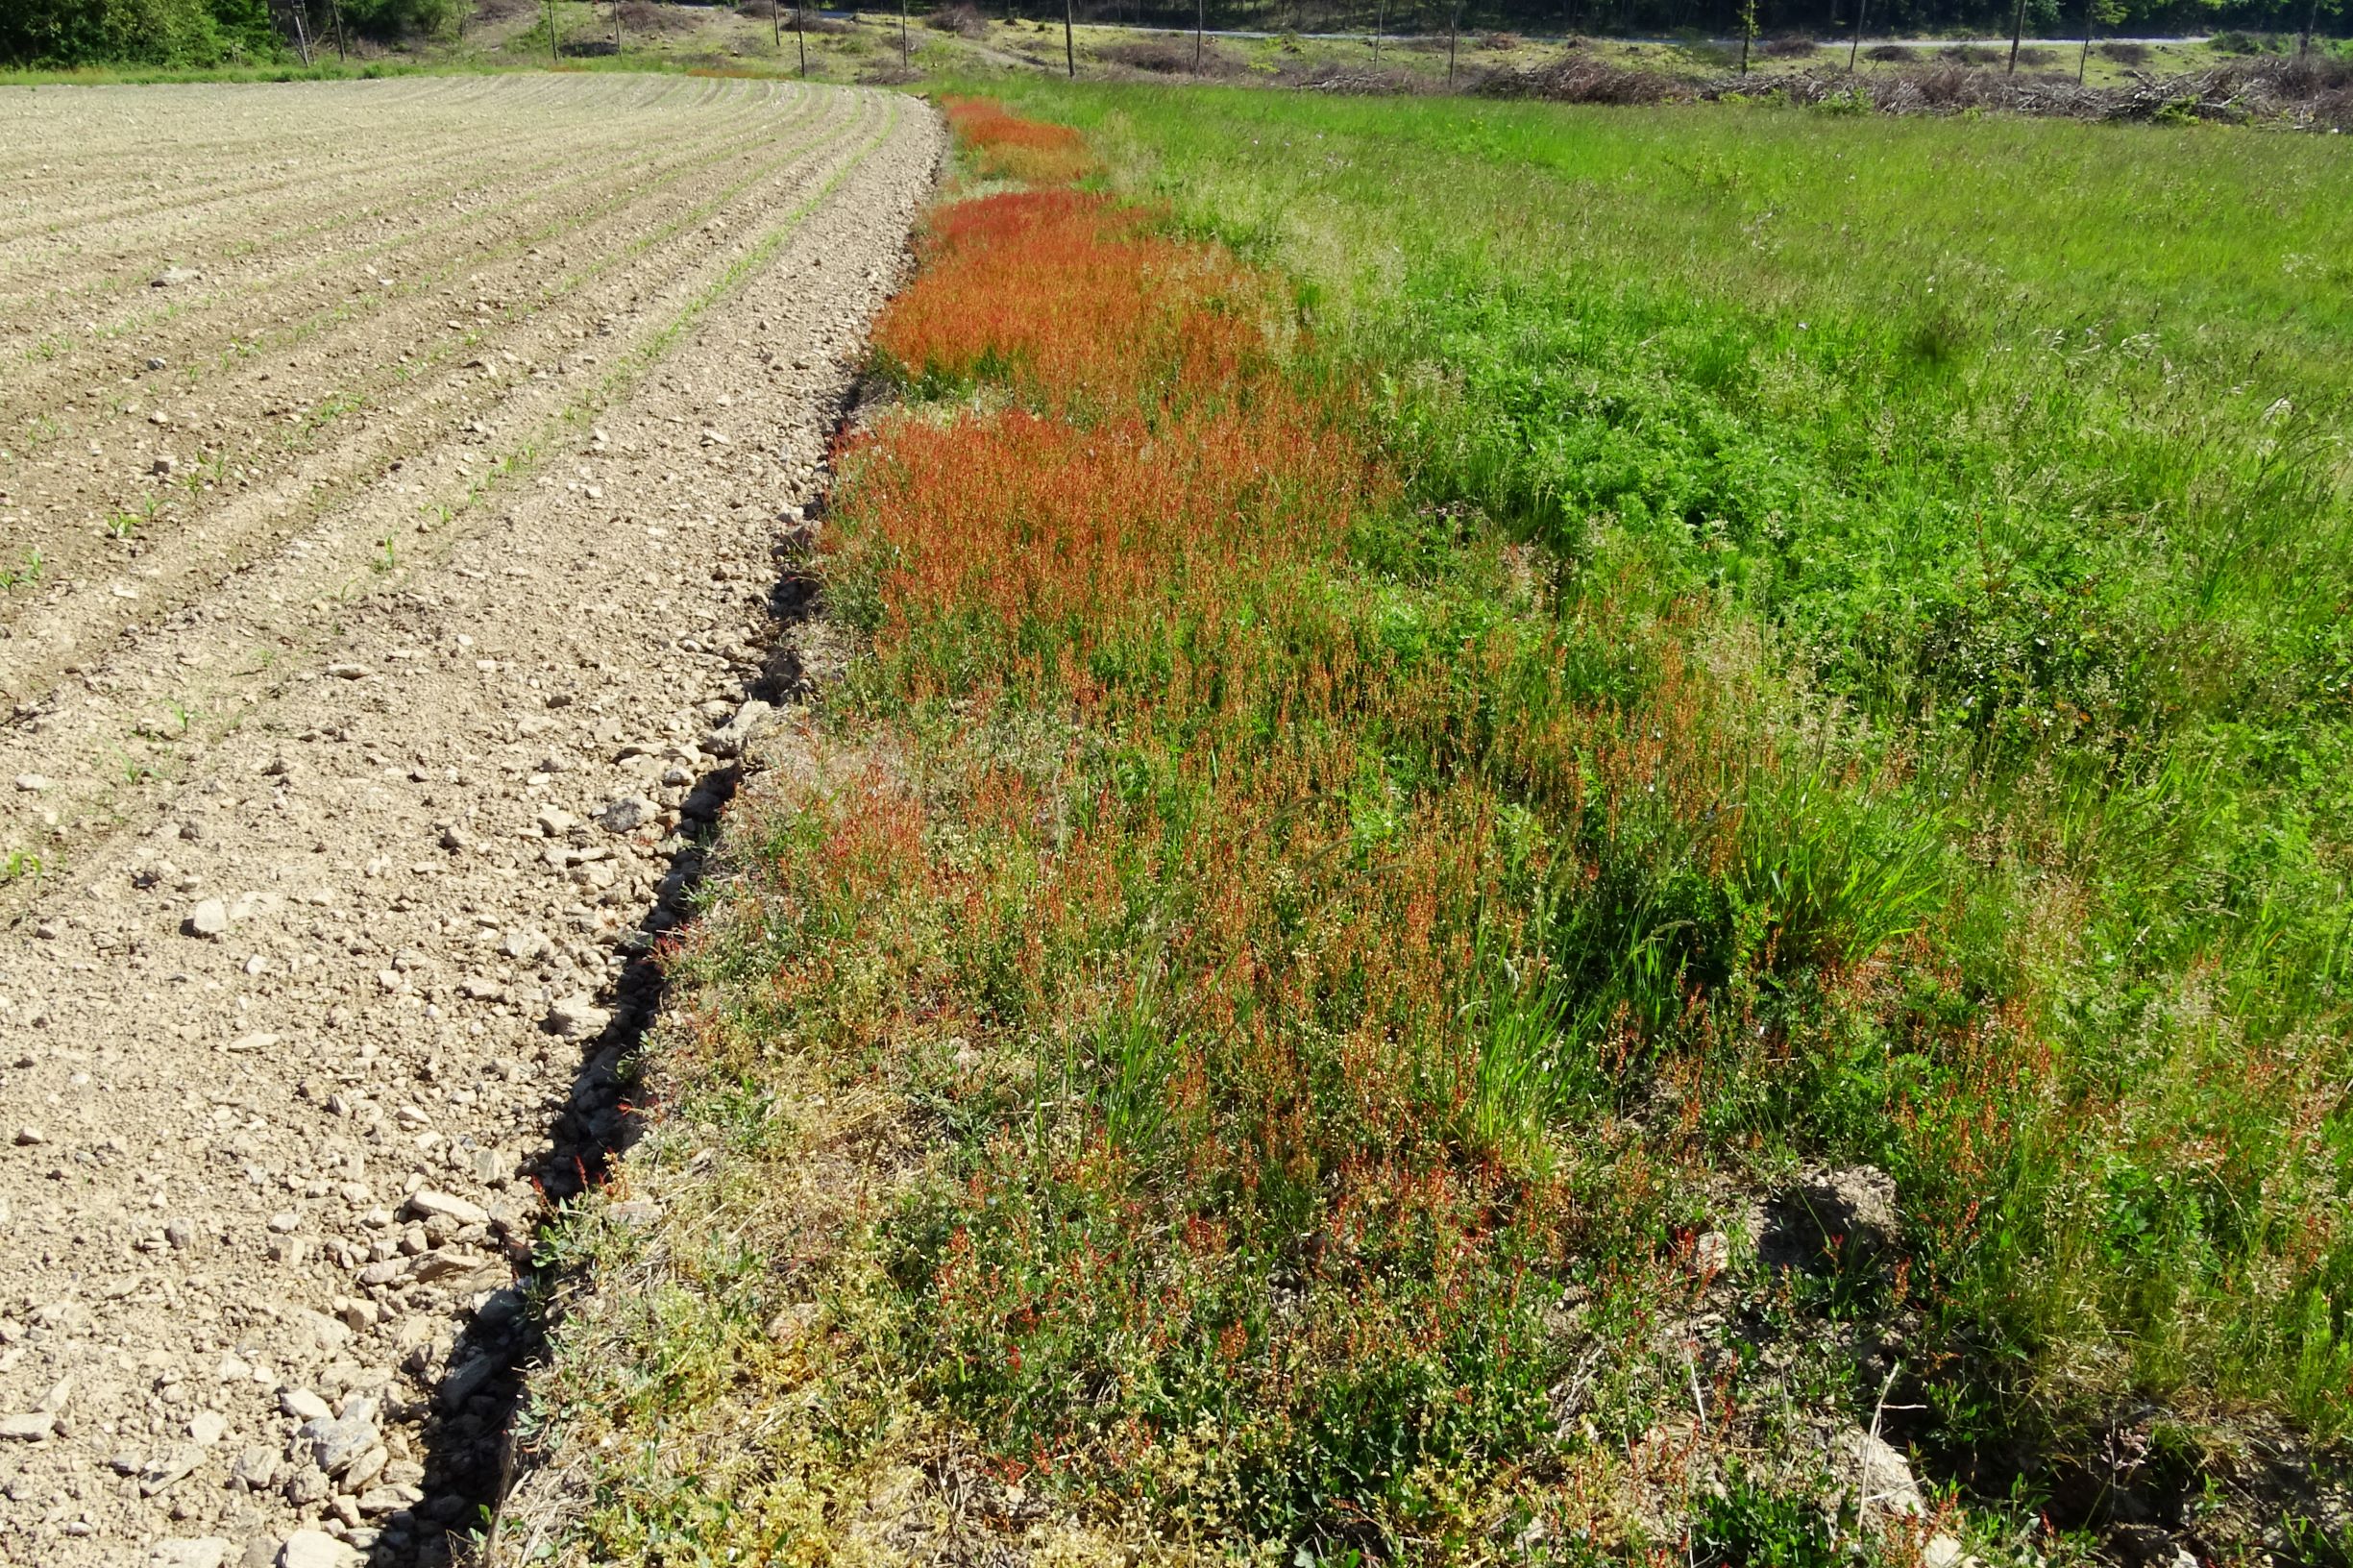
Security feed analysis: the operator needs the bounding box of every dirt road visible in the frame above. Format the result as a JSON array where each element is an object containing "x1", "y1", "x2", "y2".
[{"x1": 0, "y1": 75, "x2": 940, "y2": 1567}]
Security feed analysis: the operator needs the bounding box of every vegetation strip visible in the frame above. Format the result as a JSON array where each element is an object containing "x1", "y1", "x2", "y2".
[{"x1": 525, "y1": 88, "x2": 2351, "y2": 1567}]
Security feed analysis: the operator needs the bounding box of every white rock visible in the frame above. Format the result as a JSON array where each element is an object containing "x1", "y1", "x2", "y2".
[
  {"x1": 184, "y1": 898, "x2": 230, "y2": 937},
  {"x1": 12, "y1": 774, "x2": 50, "y2": 793},
  {"x1": 407, "y1": 1189, "x2": 488, "y2": 1227},
  {"x1": 702, "y1": 698, "x2": 773, "y2": 759},
  {"x1": 1839, "y1": 1427, "x2": 1925, "y2": 1518},
  {"x1": 189, "y1": 1410, "x2": 228, "y2": 1445},
  {"x1": 546, "y1": 995, "x2": 610, "y2": 1039},
  {"x1": 324, "y1": 663, "x2": 371, "y2": 680},
  {"x1": 149, "y1": 1538, "x2": 232, "y2": 1568},
  {"x1": 278, "y1": 1530, "x2": 359, "y2": 1568},
  {"x1": 0, "y1": 1411, "x2": 53, "y2": 1440},
  {"x1": 278, "y1": 1387, "x2": 333, "y2": 1424}
]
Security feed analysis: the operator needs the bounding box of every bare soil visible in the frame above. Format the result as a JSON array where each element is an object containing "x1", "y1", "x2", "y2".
[{"x1": 0, "y1": 74, "x2": 942, "y2": 1568}]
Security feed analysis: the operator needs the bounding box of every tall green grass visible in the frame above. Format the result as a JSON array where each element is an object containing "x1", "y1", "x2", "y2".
[{"x1": 958, "y1": 83, "x2": 2353, "y2": 1498}]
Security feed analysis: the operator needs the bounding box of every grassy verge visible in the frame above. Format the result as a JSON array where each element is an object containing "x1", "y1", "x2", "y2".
[{"x1": 515, "y1": 89, "x2": 2352, "y2": 1567}]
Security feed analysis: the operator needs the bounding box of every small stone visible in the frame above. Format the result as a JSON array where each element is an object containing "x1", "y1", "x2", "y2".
[
  {"x1": 340, "y1": 1444, "x2": 388, "y2": 1493},
  {"x1": 230, "y1": 1445, "x2": 278, "y2": 1491},
  {"x1": 408, "y1": 1249, "x2": 484, "y2": 1284},
  {"x1": 189, "y1": 1410, "x2": 228, "y2": 1445},
  {"x1": 224, "y1": 1032, "x2": 278, "y2": 1054},
  {"x1": 303, "y1": 1409, "x2": 379, "y2": 1476},
  {"x1": 149, "y1": 1539, "x2": 232, "y2": 1568},
  {"x1": 267, "y1": 1211, "x2": 302, "y2": 1235},
  {"x1": 324, "y1": 663, "x2": 371, "y2": 680},
  {"x1": 438, "y1": 1354, "x2": 499, "y2": 1410},
  {"x1": 146, "y1": 356, "x2": 169, "y2": 371},
  {"x1": 184, "y1": 898, "x2": 230, "y2": 937},
  {"x1": 439, "y1": 824, "x2": 473, "y2": 852},
  {"x1": 0, "y1": 1411, "x2": 53, "y2": 1441},
  {"x1": 11, "y1": 1126, "x2": 41, "y2": 1147},
  {"x1": 151, "y1": 267, "x2": 201, "y2": 287},
  {"x1": 533, "y1": 805, "x2": 577, "y2": 837},
  {"x1": 277, "y1": 1529, "x2": 358, "y2": 1568},
  {"x1": 278, "y1": 1387, "x2": 333, "y2": 1424},
  {"x1": 139, "y1": 1443, "x2": 206, "y2": 1496},
  {"x1": 701, "y1": 698, "x2": 774, "y2": 759},
  {"x1": 282, "y1": 1464, "x2": 331, "y2": 1507},
  {"x1": 595, "y1": 796, "x2": 654, "y2": 833},
  {"x1": 355, "y1": 1483, "x2": 422, "y2": 1516},
  {"x1": 545, "y1": 995, "x2": 609, "y2": 1039},
  {"x1": 12, "y1": 773, "x2": 49, "y2": 793},
  {"x1": 407, "y1": 1189, "x2": 488, "y2": 1227}
]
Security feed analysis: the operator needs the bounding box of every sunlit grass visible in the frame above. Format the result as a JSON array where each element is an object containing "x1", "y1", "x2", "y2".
[{"x1": 527, "y1": 89, "x2": 2353, "y2": 1565}]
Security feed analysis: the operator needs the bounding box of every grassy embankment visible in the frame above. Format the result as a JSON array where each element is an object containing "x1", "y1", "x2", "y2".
[{"x1": 519, "y1": 90, "x2": 2352, "y2": 1565}]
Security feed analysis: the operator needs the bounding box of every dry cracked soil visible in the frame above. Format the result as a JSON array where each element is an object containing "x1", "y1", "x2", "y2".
[{"x1": 0, "y1": 73, "x2": 943, "y2": 1568}]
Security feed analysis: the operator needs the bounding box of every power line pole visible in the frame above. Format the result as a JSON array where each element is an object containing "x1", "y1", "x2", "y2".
[
  {"x1": 900, "y1": 0, "x2": 909, "y2": 65},
  {"x1": 544, "y1": 0, "x2": 557, "y2": 61},
  {"x1": 2076, "y1": 0, "x2": 2092, "y2": 83},
  {"x1": 1064, "y1": 0, "x2": 1074, "y2": 76},
  {"x1": 1446, "y1": 0, "x2": 1458, "y2": 86},
  {"x1": 1847, "y1": 0, "x2": 1864, "y2": 71},
  {"x1": 1196, "y1": 0, "x2": 1205, "y2": 70},
  {"x1": 2006, "y1": 0, "x2": 2025, "y2": 72},
  {"x1": 797, "y1": 1, "x2": 808, "y2": 75}
]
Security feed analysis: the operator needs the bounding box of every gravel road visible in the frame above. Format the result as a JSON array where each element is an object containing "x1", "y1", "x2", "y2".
[{"x1": 0, "y1": 75, "x2": 942, "y2": 1568}]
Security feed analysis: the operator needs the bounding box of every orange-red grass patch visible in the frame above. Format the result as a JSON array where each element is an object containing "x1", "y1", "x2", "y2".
[{"x1": 941, "y1": 94, "x2": 1099, "y2": 184}]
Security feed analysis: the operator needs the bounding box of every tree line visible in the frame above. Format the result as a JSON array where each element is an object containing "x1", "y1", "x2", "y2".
[
  {"x1": 1, "y1": 0, "x2": 458, "y2": 65},
  {"x1": 4, "y1": 0, "x2": 2339, "y2": 70}
]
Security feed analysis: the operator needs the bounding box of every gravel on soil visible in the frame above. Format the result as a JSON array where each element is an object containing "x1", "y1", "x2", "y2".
[{"x1": 0, "y1": 74, "x2": 944, "y2": 1567}]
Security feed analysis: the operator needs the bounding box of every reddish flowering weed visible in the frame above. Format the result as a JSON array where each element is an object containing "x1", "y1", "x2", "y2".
[
  {"x1": 870, "y1": 189, "x2": 1271, "y2": 415},
  {"x1": 941, "y1": 94, "x2": 1099, "y2": 184}
]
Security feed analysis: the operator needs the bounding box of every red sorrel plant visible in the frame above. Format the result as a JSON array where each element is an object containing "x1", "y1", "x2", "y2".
[{"x1": 941, "y1": 94, "x2": 1099, "y2": 184}]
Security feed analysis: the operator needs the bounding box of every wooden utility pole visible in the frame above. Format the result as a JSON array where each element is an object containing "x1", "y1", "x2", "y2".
[
  {"x1": 1446, "y1": 0, "x2": 1458, "y2": 86},
  {"x1": 1195, "y1": 0, "x2": 1205, "y2": 70},
  {"x1": 1738, "y1": 0, "x2": 1753, "y2": 73},
  {"x1": 327, "y1": 0, "x2": 347, "y2": 61},
  {"x1": 2006, "y1": 0, "x2": 2025, "y2": 71},
  {"x1": 1847, "y1": 0, "x2": 1864, "y2": 70},
  {"x1": 772, "y1": 0, "x2": 780, "y2": 49},
  {"x1": 544, "y1": 0, "x2": 557, "y2": 61},
  {"x1": 1063, "y1": 0, "x2": 1074, "y2": 76},
  {"x1": 1371, "y1": 0, "x2": 1382, "y2": 60},
  {"x1": 2076, "y1": 0, "x2": 2091, "y2": 83},
  {"x1": 797, "y1": 1, "x2": 807, "y2": 74},
  {"x1": 900, "y1": 0, "x2": 909, "y2": 64},
  {"x1": 612, "y1": 0, "x2": 621, "y2": 53}
]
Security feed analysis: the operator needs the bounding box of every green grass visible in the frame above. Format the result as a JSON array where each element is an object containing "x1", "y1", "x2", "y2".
[
  {"x1": 973, "y1": 74, "x2": 2353, "y2": 1507},
  {"x1": 519, "y1": 88, "x2": 2353, "y2": 1566}
]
